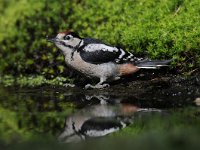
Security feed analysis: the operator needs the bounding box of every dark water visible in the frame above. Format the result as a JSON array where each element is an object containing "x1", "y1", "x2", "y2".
[{"x1": 0, "y1": 84, "x2": 199, "y2": 149}]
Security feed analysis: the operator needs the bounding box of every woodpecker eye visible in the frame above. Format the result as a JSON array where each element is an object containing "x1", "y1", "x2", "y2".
[{"x1": 63, "y1": 35, "x2": 71, "y2": 40}]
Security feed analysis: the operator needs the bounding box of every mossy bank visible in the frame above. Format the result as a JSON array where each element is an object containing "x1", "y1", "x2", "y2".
[{"x1": 0, "y1": 0, "x2": 200, "y2": 80}]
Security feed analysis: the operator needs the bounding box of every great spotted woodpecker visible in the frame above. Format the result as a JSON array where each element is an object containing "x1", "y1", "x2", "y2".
[
  {"x1": 58, "y1": 103, "x2": 163, "y2": 143},
  {"x1": 47, "y1": 31, "x2": 172, "y2": 89}
]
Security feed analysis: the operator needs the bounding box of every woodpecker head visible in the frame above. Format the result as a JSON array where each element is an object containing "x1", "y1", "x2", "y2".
[{"x1": 47, "y1": 31, "x2": 82, "y2": 54}]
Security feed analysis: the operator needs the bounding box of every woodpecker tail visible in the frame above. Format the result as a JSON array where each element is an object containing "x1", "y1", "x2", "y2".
[{"x1": 135, "y1": 59, "x2": 173, "y2": 69}]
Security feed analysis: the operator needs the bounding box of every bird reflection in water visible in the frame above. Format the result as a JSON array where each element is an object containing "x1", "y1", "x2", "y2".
[{"x1": 58, "y1": 95, "x2": 163, "y2": 143}]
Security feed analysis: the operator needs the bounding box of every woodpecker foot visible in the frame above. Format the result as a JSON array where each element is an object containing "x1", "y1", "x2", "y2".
[
  {"x1": 85, "y1": 83, "x2": 110, "y2": 89},
  {"x1": 63, "y1": 83, "x2": 75, "y2": 88}
]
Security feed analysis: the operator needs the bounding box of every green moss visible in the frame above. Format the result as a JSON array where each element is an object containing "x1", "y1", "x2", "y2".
[
  {"x1": 0, "y1": 0, "x2": 200, "y2": 77},
  {"x1": 0, "y1": 75, "x2": 73, "y2": 87}
]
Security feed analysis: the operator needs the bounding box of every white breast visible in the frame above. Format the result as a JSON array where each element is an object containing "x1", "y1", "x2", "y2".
[{"x1": 64, "y1": 51, "x2": 119, "y2": 79}]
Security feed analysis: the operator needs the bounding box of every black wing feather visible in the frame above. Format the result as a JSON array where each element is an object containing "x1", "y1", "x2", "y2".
[
  {"x1": 80, "y1": 49, "x2": 120, "y2": 64},
  {"x1": 83, "y1": 38, "x2": 105, "y2": 44}
]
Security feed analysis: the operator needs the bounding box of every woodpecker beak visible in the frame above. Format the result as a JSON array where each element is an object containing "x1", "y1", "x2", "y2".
[{"x1": 46, "y1": 36, "x2": 59, "y2": 43}]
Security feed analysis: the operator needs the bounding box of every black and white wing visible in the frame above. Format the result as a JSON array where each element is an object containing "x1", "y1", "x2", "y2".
[
  {"x1": 80, "y1": 44, "x2": 121, "y2": 64},
  {"x1": 80, "y1": 116, "x2": 130, "y2": 137},
  {"x1": 79, "y1": 38, "x2": 139, "y2": 64}
]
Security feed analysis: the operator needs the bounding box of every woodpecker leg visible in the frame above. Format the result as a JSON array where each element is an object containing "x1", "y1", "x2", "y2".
[{"x1": 85, "y1": 77, "x2": 110, "y2": 89}]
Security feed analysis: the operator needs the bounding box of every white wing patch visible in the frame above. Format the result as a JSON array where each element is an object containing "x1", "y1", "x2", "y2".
[
  {"x1": 127, "y1": 52, "x2": 134, "y2": 59},
  {"x1": 118, "y1": 49, "x2": 126, "y2": 59},
  {"x1": 84, "y1": 44, "x2": 119, "y2": 52},
  {"x1": 85, "y1": 127, "x2": 120, "y2": 137}
]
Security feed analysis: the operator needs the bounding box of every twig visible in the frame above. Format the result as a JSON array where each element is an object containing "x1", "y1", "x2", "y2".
[{"x1": 174, "y1": 6, "x2": 181, "y2": 16}]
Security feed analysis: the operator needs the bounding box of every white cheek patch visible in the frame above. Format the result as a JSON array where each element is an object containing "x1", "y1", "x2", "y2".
[{"x1": 69, "y1": 38, "x2": 81, "y2": 47}]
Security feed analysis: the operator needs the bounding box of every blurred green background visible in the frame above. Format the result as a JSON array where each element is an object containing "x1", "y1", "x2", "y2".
[{"x1": 0, "y1": 0, "x2": 200, "y2": 79}]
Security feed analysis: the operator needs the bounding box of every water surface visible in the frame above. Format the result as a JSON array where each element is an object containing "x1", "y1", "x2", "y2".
[{"x1": 0, "y1": 84, "x2": 199, "y2": 147}]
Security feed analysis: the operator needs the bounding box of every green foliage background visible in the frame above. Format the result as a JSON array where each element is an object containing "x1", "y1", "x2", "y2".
[{"x1": 0, "y1": 0, "x2": 200, "y2": 78}]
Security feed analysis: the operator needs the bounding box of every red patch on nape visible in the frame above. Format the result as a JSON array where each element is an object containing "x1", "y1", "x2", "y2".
[{"x1": 59, "y1": 30, "x2": 73, "y2": 35}]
